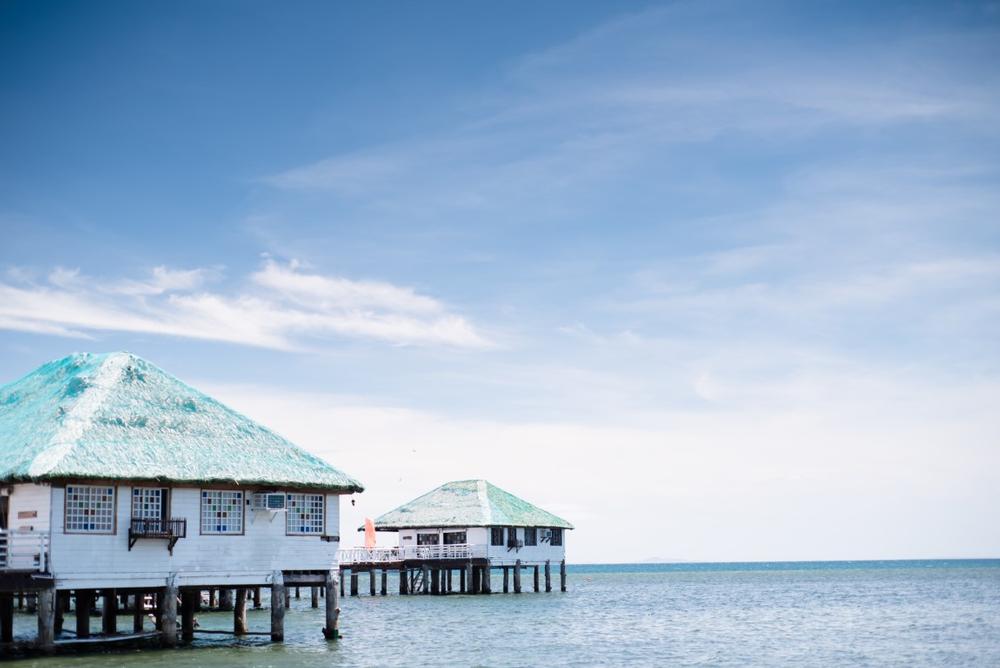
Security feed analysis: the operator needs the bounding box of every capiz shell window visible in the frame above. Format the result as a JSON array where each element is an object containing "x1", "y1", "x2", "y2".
[
  {"x1": 201, "y1": 490, "x2": 244, "y2": 534},
  {"x1": 65, "y1": 485, "x2": 115, "y2": 533},
  {"x1": 132, "y1": 487, "x2": 168, "y2": 522},
  {"x1": 286, "y1": 493, "x2": 325, "y2": 534}
]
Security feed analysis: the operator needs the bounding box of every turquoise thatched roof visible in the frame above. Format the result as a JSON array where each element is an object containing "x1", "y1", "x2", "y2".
[
  {"x1": 0, "y1": 352, "x2": 363, "y2": 491},
  {"x1": 370, "y1": 479, "x2": 573, "y2": 531}
]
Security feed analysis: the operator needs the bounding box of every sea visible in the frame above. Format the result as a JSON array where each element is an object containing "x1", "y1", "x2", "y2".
[{"x1": 6, "y1": 560, "x2": 1000, "y2": 666}]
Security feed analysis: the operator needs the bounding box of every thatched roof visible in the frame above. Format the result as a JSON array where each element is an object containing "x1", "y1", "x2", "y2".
[
  {"x1": 0, "y1": 352, "x2": 363, "y2": 491},
  {"x1": 369, "y1": 479, "x2": 573, "y2": 531}
]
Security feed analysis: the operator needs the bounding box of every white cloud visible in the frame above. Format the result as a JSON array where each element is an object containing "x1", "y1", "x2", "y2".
[{"x1": 0, "y1": 261, "x2": 490, "y2": 350}]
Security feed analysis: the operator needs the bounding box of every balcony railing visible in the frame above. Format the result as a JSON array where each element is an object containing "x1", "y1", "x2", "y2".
[
  {"x1": 337, "y1": 543, "x2": 488, "y2": 565},
  {"x1": 128, "y1": 518, "x2": 186, "y2": 554},
  {"x1": 0, "y1": 529, "x2": 49, "y2": 572}
]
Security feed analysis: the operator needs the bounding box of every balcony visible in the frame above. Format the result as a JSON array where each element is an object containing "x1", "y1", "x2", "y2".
[
  {"x1": 128, "y1": 518, "x2": 186, "y2": 554},
  {"x1": 0, "y1": 529, "x2": 49, "y2": 572}
]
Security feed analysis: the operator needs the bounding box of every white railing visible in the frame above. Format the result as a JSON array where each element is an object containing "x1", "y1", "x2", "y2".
[
  {"x1": 337, "y1": 543, "x2": 487, "y2": 565},
  {"x1": 0, "y1": 529, "x2": 50, "y2": 572}
]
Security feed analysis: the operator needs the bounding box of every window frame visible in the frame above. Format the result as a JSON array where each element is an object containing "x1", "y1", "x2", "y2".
[
  {"x1": 490, "y1": 526, "x2": 504, "y2": 546},
  {"x1": 199, "y1": 489, "x2": 245, "y2": 536},
  {"x1": 550, "y1": 527, "x2": 563, "y2": 546},
  {"x1": 524, "y1": 527, "x2": 537, "y2": 546},
  {"x1": 131, "y1": 486, "x2": 170, "y2": 523},
  {"x1": 64, "y1": 484, "x2": 117, "y2": 535},
  {"x1": 417, "y1": 532, "x2": 440, "y2": 546},
  {"x1": 285, "y1": 492, "x2": 326, "y2": 536},
  {"x1": 443, "y1": 530, "x2": 467, "y2": 545}
]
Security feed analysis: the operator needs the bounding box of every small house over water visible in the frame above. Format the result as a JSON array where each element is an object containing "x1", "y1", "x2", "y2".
[
  {"x1": 0, "y1": 352, "x2": 362, "y2": 653},
  {"x1": 339, "y1": 479, "x2": 573, "y2": 595}
]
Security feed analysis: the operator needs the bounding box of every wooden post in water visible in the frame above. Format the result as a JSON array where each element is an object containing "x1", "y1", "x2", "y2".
[
  {"x1": 295, "y1": 587, "x2": 300, "y2": 600},
  {"x1": 234, "y1": 588, "x2": 248, "y2": 636},
  {"x1": 209, "y1": 589, "x2": 217, "y2": 609},
  {"x1": 181, "y1": 591, "x2": 196, "y2": 644},
  {"x1": 471, "y1": 565, "x2": 480, "y2": 593},
  {"x1": 514, "y1": 560, "x2": 522, "y2": 594},
  {"x1": 370, "y1": 570, "x2": 377, "y2": 596},
  {"x1": 254, "y1": 586, "x2": 262, "y2": 609},
  {"x1": 460, "y1": 565, "x2": 467, "y2": 593},
  {"x1": 270, "y1": 570, "x2": 285, "y2": 642},
  {"x1": 133, "y1": 592, "x2": 144, "y2": 633},
  {"x1": 381, "y1": 570, "x2": 388, "y2": 596},
  {"x1": 503, "y1": 567, "x2": 509, "y2": 593},
  {"x1": 219, "y1": 588, "x2": 234, "y2": 611},
  {"x1": 162, "y1": 576, "x2": 178, "y2": 647},
  {"x1": 76, "y1": 590, "x2": 93, "y2": 639},
  {"x1": 560, "y1": 559, "x2": 567, "y2": 592},
  {"x1": 534, "y1": 565, "x2": 540, "y2": 592},
  {"x1": 350, "y1": 570, "x2": 359, "y2": 597},
  {"x1": 431, "y1": 567, "x2": 440, "y2": 595},
  {"x1": 482, "y1": 562, "x2": 492, "y2": 594},
  {"x1": 447, "y1": 569, "x2": 453, "y2": 593},
  {"x1": 323, "y1": 569, "x2": 340, "y2": 640},
  {"x1": 421, "y1": 564, "x2": 430, "y2": 595},
  {"x1": 399, "y1": 566, "x2": 408, "y2": 595},
  {"x1": 340, "y1": 571, "x2": 346, "y2": 597},
  {"x1": 102, "y1": 588, "x2": 118, "y2": 635},
  {"x1": 36, "y1": 587, "x2": 55, "y2": 653},
  {"x1": 545, "y1": 560, "x2": 552, "y2": 592},
  {"x1": 311, "y1": 586, "x2": 319, "y2": 608},
  {"x1": 54, "y1": 591, "x2": 64, "y2": 635},
  {"x1": 0, "y1": 592, "x2": 14, "y2": 644}
]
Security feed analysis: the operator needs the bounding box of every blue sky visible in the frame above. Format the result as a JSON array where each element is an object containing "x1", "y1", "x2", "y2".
[{"x1": 2, "y1": 1, "x2": 999, "y2": 561}]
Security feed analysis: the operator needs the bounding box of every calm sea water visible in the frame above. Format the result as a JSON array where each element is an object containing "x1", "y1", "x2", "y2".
[{"x1": 7, "y1": 560, "x2": 1000, "y2": 666}]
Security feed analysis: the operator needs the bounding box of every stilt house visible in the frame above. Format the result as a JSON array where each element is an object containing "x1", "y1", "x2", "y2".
[
  {"x1": 0, "y1": 352, "x2": 361, "y2": 651},
  {"x1": 339, "y1": 479, "x2": 572, "y2": 595}
]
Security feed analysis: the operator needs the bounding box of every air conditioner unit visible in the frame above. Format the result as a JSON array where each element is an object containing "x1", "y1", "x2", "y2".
[
  {"x1": 251, "y1": 492, "x2": 287, "y2": 512},
  {"x1": 541, "y1": 529, "x2": 552, "y2": 541}
]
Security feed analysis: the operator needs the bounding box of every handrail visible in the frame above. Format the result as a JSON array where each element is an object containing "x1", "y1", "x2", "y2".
[
  {"x1": 337, "y1": 543, "x2": 488, "y2": 565},
  {"x1": 128, "y1": 518, "x2": 187, "y2": 554},
  {"x1": 0, "y1": 529, "x2": 50, "y2": 572}
]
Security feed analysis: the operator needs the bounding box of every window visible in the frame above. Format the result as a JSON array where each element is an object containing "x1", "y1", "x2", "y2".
[
  {"x1": 490, "y1": 527, "x2": 504, "y2": 546},
  {"x1": 286, "y1": 493, "x2": 324, "y2": 534},
  {"x1": 132, "y1": 488, "x2": 168, "y2": 522},
  {"x1": 524, "y1": 527, "x2": 537, "y2": 546},
  {"x1": 65, "y1": 485, "x2": 115, "y2": 533},
  {"x1": 200, "y1": 490, "x2": 244, "y2": 534},
  {"x1": 507, "y1": 527, "x2": 519, "y2": 548},
  {"x1": 551, "y1": 527, "x2": 563, "y2": 546},
  {"x1": 443, "y1": 531, "x2": 467, "y2": 545},
  {"x1": 417, "y1": 532, "x2": 440, "y2": 545}
]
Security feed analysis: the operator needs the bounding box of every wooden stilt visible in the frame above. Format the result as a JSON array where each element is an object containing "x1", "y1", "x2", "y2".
[
  {"x1": 534, "y1": 565, "x2": 540, "y2": 592},
  {"x1": 254, "y1": 586, "x2": 262, "y2": 609},
  {"x1": 162, "y1": 575, "x2": 178, "y2": 647},
  {"x1": 36, "y1": 587, "x2": 55, "y2": 653},
  {"x1": 447, "y1": 569, "x2": 453, "y2": 593},
  {"x1": 102, "y1": 588, "x2": 118, "y2": 635},
  {"x1": 370, "y1": 570, "x2": 376, "y2": 596},
  {"x1": 209, "y1": 588, "x2": 217, "y2": 609},
  {"x1": 560, "y1": 559, "x2": 567, "y2": 592},
  {"x1": 431, "y1": 567, "x2": 440, "y2": 595},
  {"x1": 295, "y1": 587, "x2": 301, "y2": 600},
  {"x1": 270, "y1": 571, "x2": 285, "y2": 642},
  {"x1": 0, "y1": 592, "x2": 13, "y2": 643},
  {"x1": 503, "y1": 566, "x2": 510, "y2": 593},
  {"x1": 133, "y1": 592, "x2": 144, "y2": 633},
  {"x1": 234, "y1": 588, "x2": 248, "y2": 636},
  {"x1": 219, "y1": 588, "x2": 234, "y2": 611},
  {"x1": 340, "y1": 571, "x2": 346, "y2": 597},
  {"x1": 76, "y1": 590, "x2": 93, "y2": 639},
  {"x1": 181, "y1": 591, "x2": 195, "y2": 644},
  {"x1": 17, "y1": 593, "x2": 23, "y2": 610},
  {"x1": 399, "y1": 565, "x2": 408, "y2": 595},
  {"x1": 471, "y1": 566, "x2": 480, "y2": 593},
  {"x1": 545, "y1": 560, "x2": 552, "y2": 592},
  {"x1": 284, "y1": 588, "x2": 290, "y2": 609},
  {"x1": 483, "y1": 562, "x2": 492, "y2": 594},
  {"x1": 461, "y1": 565, "x2": 467, "y2": 593},
  {"x1": 421, "y1": 564, "x2": 430, "y2": 595},
  {"x1": 381, "y1": 570, "x2": 388, "y2": 596},
  {"x1": 54, "y1": 591, "x2": 65, "y2": 635},
  {"x1": 322, "y1": 569, "x2": 340, "y2": 640},
  {"x1": 514, "y1": 560, "x2": 522, "y2": 594},
  {"x1": 311, "y1": 586, "x2": 319, "y2": 608},
  {"x1": 350, "y1": 571, "x2": 359, "y2": 597}
]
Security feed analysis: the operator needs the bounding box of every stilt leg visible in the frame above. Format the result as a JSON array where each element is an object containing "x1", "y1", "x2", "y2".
[
  {"x1": 323, "y1": 569, "x2": 340, "y2": 640},
  {"x1": 234, "y1": 588, "x2": 248, "y2": 636},
  {"x1": 270, "y1": 571, "x2": 285, "y2": 642},
  {"x1": 36, "y1": 587, "x2": 55, "y2": 653}
]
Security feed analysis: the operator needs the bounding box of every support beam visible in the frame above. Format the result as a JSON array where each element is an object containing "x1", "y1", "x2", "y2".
[
  {"x1": 322, "y1": 569, "x2": 340, "y2": 640},
  {"x1": 54, "y1": 591, "x2": 66, "y2": 635},
  {"x1": 503, "y1": 567, "x2": 509, "y2": 593},
  {"x1": 514, "y1": 560, "x2": 522, "y2": 594},
  {"x1": 421, "y1": 564, "x2": 430, "y2": 595},
  {"x1": 370, "y1": 569, "x2": 376, "y2": 596},
  {"x1": 181, "y1": 591, "x2": 196, "y2": 644},
  {"x1": 470, "y1": 564, "x2": 479, "y2": 593},
  {"x1": 545, "y1": 560, "x2": 552, "y2": 592},
  {"x1": 483, "y1": 562, "x2": 492, "y2": 594},
  {"x1": 133, "y1": 593, "x2": 144, "y2": 634},
  {"x1": 447, "y1": 569, "x2": 453, "y2": 593},
  {"x1": 311, "y1": 586, "x2": 319, "y2": 609},
  {"x1": 0, "y1": 592, "x2": 13, "y2": 644},
  {"x1": 340, "y1": 572, "x2": 345, "y2": 597},
  {"x1": 295, "y1": 587, "x2": 301, "y2": 600},
  {"x1": 76, "y1": 590, "x2": 93, "y2": 639},
  {"x1": 219, "y1": 588, "x2": 234, "y2": 611},
  {"x1": 102, "y1": 588, "x2": 118, "y2": 635},
  {"x1": 162, "y1": 575, "x2": 178, "y2": 647},
  {"x1": 36, "y1": 587, "x2": 55, "y2": 653},
  {"x1": 534, "y1": 565, "x2": 540, "y2": 592},
  {"x1": 431, "y1": 568, "x2": 440, "y2": 595},
  {"x1": 209, "y1": 589, "x2": 217, "y2": 609},
  {"x1": 350, "y1": 570, "x2": 359, "y2": 597},
  {"x1": 270, "y1": 570, "x2": 285, "y2": 642},
  {"x1": 381, "y1": 570, "x2": 388, "y2": 596},
  {"x1": 460, "y1": 565, "x2": 467, "y2": 593},
  {"x1": 234, "y1": 588, "x2": 248, "y2": 636},
  {"x1": 560, "y1": 559, "x2": 567, "y2": 592},
  {"x1": 254, "y1": 587, "x2": 262, "y2": 609},
  {"x1": 399, "y1": 565, "x2": 408, "y2": 595}
]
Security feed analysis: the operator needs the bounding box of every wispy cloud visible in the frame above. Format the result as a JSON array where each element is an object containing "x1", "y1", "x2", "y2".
[{"x1": 0, "y1": 260, "x2": 491, "y2": 350}]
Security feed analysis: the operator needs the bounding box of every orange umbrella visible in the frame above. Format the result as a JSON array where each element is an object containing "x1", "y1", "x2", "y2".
[{"x1": 364, "y1": 517, "x2": 377, "y2": 549}]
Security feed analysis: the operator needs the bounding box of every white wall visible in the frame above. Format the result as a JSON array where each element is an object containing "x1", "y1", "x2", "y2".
[
  {"x1": 48, "y1": 484, "x2": 347, "y2": 589},
  {"x1": 394, "y1": 525, "x2": 565, "y2": 565},
  {"x1": 8, "y1": 483, "x2": 51, "y2": 532}
]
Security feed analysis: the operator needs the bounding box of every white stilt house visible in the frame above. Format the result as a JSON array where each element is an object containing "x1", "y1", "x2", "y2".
[
  {"x1": 339, "y1": 480, "x2": 572, "y2": 595},
  {"x1": 0, "y1": 352, "x2": 361, "y2": 651}
]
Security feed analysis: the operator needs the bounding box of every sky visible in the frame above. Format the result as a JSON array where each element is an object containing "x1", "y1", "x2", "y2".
[{"x1": 1, "y1": 0, "x2": 998, "y2": 562}]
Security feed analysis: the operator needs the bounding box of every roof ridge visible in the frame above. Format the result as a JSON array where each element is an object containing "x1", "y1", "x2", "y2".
[{"x1": 27, "y1": 353, "x2": 130, "y2": 477}]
